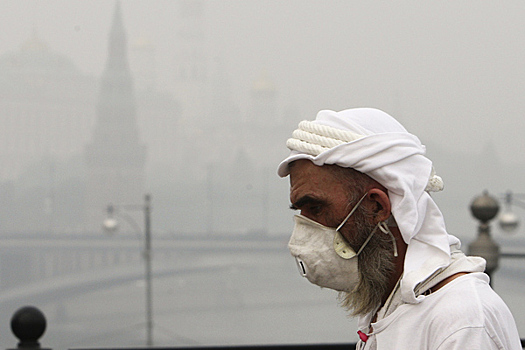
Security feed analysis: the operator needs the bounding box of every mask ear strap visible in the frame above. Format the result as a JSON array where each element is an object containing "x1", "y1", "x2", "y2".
[
  {"x1": 379, "y1": 221, "x2": 398, "y2": 257},
  {"x1": 355, "y1": 223, "x2": 378, "y2": 256},
  {"x1": 336, "y1": 192, "x2": 368, "y2": 231}
]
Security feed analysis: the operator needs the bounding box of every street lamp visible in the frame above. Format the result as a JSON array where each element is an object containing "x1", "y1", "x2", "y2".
[
  {"x1": 102, "y1": 194, "x2": 153, "y2": 347},
  {"x1": 468, "y1": 190, "x2": 500, "y2": 280},
  {"x1": 498, "y1": 191, "x2": 525, "y2": 234}
]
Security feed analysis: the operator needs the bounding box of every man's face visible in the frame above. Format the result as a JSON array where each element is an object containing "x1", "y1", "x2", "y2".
[
  {"x1": 289, "y1": 160, "x2": 396, "y2": 316},
  {"x1": 289, "y1": 159, "x2": 359, "y2": 239}
]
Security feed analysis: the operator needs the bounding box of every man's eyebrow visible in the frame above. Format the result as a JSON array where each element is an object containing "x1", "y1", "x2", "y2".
[{"x1": 289, "y1": 195, "x2": 325, "y2": 210}]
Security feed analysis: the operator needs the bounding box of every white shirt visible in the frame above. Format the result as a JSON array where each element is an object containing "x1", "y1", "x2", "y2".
[{"x1": 356, "y1": 272, "x2": 521, "y2": 350}]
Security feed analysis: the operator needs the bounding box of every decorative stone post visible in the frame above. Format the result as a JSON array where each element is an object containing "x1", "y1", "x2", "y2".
[
  {"x1": 9, "y1": 306, "x2": 50, "y2": 350},
  {"x1": 468, "y1": 190, "x2": 500, "y2": 282}
]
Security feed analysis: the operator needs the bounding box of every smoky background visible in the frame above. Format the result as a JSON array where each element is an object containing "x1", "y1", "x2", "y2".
[{"x1": 0, "y1": 1, "x2": 525, "y2": 349}]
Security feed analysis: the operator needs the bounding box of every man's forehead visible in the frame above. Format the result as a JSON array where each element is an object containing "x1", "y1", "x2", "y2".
[
  {"x1": 289, "y1": 159, "x2": 343, "y2": 181},
  {"x1": 289, "y1": 159, "x2": 328, "y2": 172},
  {"x1": 289, "y1": 160, "x2": 347, "y2": 196},
  {"x1": 290, "y1": 160, "x2": 321, "y2": 185}
]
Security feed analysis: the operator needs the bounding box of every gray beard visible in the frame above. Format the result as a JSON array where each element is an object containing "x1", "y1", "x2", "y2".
[{"x1": 338, "y1": 214, "x2": 396, "y2": 317}]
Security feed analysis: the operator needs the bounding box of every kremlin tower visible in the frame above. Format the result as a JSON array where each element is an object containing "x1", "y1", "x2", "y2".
[{"x1": 84, "y1": 2, "x2": 147, "y2": 232}]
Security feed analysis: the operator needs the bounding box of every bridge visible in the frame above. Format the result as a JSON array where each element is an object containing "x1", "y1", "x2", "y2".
[{"x1": 0, "y1": 233, "x2": 288, "y2": 291}]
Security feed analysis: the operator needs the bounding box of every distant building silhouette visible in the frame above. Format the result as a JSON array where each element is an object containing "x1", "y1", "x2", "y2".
[
  {"x1": 0, "y1": 1, "x2": 301, "y2": 235},
  {"x1": 0, "y1": 28, "x2": 96, "y2": 182},
  {"x1": 130, "y1": 35, "x2": 157, "y2": 92},
  {"x1": 0, "y1": 27, "x2": 97, "y2": 234},
  {"x1": 0, "y1": 2, "x2": 180, "y2": 235},
  {"x1": 246, "y1": 70, "x2": 288, "y2": 164},
  {"x1": 84, "y1": 2, "x2": 147, "y2": 232}
]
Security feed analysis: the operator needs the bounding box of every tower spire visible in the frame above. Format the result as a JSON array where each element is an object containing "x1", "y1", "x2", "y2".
[
  {"x1": 106, "y1": 0, "x2": 130, "y2": 72},
  {"x1": 91, "y1": 0, "x2": 141, "y2": 147},
  {"x1": 84, "y1": 1, "x2": 146, "y2": 232}
]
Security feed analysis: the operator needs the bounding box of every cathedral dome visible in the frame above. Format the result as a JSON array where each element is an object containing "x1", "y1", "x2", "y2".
[
  {"x1": 251, "y1": 70, "x2": 276, "y2": 93},
  {"x1": 0, "y1": 29, "x2": 81, "y2": 77}
]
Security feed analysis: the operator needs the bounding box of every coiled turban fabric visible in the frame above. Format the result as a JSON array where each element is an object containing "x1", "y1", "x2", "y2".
[{"x1": 277, "y1": 108, "x2": 461, "y2": 304}]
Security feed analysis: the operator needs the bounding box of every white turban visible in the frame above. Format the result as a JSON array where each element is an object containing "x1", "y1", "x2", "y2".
[{"x1": 278, "y1": 108, "x2": 461, "y2": 304}]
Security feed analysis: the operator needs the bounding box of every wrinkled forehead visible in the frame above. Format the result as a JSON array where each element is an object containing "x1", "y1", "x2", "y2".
[
  {"x1": 288, "y1": 159, "x2": 353, "y2": 203},
  {"x1": 288, "y1": 158, "x2": 335, "y2": 177},
  {"x1": 288, "y1": 159, "x2": 366, "y2": 191},
  {"x1": 288, "y1": 159, "x2": 325, "y2": 180}
]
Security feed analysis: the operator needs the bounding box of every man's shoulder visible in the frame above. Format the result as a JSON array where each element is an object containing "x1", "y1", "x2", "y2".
[
  {"x1": 418, "y1": 272, "x2": 521, "y2": 350},
  {"x1": 425, "y1": 273, "x2": 495, "y2": 303},
  {"x1": 376, "y1": 273, "x2": 520, "y2": 349},
  {"x1": 420, "y1": 272, "x2": 513, "y2": 329}
]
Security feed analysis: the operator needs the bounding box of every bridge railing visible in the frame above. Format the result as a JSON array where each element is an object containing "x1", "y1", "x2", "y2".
[{"x1": 8, "y1": 306, "x2": 525, "y2": 350}]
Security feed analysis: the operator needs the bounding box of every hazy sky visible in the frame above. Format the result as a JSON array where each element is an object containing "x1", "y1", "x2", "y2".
[{"x1": 2, "y1": 0, "x2": 525, "y2": 165}]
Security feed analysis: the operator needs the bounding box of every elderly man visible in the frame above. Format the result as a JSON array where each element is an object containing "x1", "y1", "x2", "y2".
[{"x1": 278, "y1": 108, "x2": 521, "y2": 349}]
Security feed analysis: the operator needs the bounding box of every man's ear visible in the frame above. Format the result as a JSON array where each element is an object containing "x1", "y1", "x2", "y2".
[{"x1": 368, "y1": 188, "x2": 391, "y2": 222}]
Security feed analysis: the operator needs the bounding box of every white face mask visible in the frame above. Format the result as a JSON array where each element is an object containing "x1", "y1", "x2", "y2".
[{"x1": 288, "y1": 193, "x2": 381, "y2": 292}]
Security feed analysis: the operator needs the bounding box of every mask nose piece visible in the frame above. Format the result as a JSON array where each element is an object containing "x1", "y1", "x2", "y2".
[{"x1": 295, "y1": 257, "x2": 308, "y2": 277}]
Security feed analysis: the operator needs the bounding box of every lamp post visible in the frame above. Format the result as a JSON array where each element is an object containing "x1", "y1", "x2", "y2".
[
  {"x1": 103, "y1": 194, "x2": 153, "y2": 347},
  {"x1": 498, "y1": 191, "x2": 525, "y2": 233}
]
